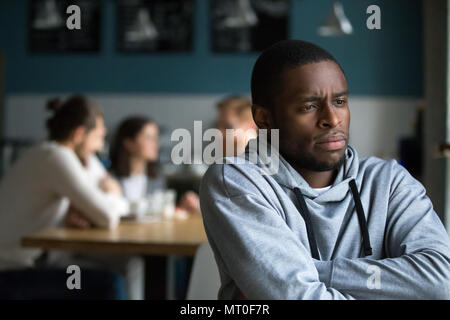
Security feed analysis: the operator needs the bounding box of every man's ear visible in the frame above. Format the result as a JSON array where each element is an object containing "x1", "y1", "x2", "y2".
[
  {"x1": 252, "y1": 104, "x2": 274, "y2": 130},
  {"x1": 72, "y1": 126, "x2": 86, "y2": 145}
]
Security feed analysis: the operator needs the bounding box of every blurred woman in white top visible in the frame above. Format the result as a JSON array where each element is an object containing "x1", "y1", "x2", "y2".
[
  {"x1": 0, "y1": 95, "x2": 129, "y2": 270},
  {"x1": 109, "y1": 116, "x2": 200, "y2": 213}
]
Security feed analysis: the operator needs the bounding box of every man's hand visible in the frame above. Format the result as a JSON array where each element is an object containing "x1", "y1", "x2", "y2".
[
  {"x1": 65, "y1": 205, "x2": 92, "y2": 229},
  {"x1": 178, "y1": 191, "x2": 201, "y2": 214},
  {"x1": 99, "y1": 175, "x2": 122, "y2": 195}
]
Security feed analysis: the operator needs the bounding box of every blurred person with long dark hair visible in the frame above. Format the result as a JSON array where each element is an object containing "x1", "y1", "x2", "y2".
[
  {"x1": 109, "y1": 116, "x2": 202, "y2": 299},
  {"x1": 110, "y1": 116, "x2": 200, "y2": 213}
]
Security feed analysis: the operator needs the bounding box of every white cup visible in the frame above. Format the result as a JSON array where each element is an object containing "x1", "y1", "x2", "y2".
[
  {"x1": 162, "y1": 189, "x2": 176, "y2": 220},
  {"x1": 147, "y1": 190, "x2": 164, "y2": 218},
  {"x1": 130, "y1": 198, "x2": 149, "y2": 221}
]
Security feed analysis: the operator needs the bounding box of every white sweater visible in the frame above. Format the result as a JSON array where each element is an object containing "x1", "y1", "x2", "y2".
[{"x1": 0, "y1": 141, "x2": 129, "y2": 270}]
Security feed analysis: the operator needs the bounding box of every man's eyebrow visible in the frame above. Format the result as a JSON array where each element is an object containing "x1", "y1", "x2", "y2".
[
  {"x1": 299, "y1": 90, "x2": 349, "y2": 102},
  {"x1": 300, "y1": 96, "x2": 321, "y2": 102},
  {"x1": 332, "y1": 90, "x2": 349, "y2": 98}
]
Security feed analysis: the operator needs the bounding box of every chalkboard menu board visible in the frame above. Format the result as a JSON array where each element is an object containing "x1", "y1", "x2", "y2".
[
  {"x1": 117, "y1": 0, "x2": 194, "y2": 53},
  {"x1": 28, "y1": 0, "x2": 101, "y2": 53},
  {"x1": 211, "y1": 0, "x2": 290, "y2": 53}
]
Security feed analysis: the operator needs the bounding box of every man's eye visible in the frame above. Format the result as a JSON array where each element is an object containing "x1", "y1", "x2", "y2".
[
  {"x1": 301, "y1": 105, "x2": 315, "y2": 111},
  {"x1": 336, "y1": 99, "x2": 345, "y2": 105}
]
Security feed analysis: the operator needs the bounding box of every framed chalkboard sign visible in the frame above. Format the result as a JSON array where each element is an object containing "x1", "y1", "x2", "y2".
[
  {"x1": 211, "y1": 0, "x2": 290, "y2": 53},
  {"x1": 116, "y1": 0, "x2": 194, "y2": 53},
  {"x1": 28, "y1": 0, "x2": 101, "y2": 53}
]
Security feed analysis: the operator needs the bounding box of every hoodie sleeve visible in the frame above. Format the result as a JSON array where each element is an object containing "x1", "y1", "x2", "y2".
[
  {"x1": 315, "y1": 160, "x2": 450, "y2": 299},
  {"x1": 200, "y1": 163, "x2": 354, "y2": 300}
]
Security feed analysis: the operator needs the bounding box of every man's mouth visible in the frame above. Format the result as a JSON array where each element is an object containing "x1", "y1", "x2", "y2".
[{"x1": 315, "y1": 134, "x2": 347, "y2": 151}]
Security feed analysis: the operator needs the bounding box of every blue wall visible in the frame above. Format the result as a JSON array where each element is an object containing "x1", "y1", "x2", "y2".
[{"x1": 0, "y1": 0, "x2": 423, "y2": 96}]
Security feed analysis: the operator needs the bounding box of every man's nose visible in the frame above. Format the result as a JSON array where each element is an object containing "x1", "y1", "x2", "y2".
[{"x1": 318, "y1": 103, "x2": 341, "y2": 128}]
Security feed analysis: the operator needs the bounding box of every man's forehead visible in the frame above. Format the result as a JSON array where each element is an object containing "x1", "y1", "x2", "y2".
[{"x1": 279, "y1": 62, "x2": 347, "y2": 98}]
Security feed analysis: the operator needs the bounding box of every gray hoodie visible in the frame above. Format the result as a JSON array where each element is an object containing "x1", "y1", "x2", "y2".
[{"x1": 199, "y1": 139, "x2": 450, "y2": 299}]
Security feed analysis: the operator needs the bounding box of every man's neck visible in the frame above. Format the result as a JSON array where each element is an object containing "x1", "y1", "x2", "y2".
[
  {"x1": 56, "y1": 140, "x2": 88, "y2": 167},
  {"x1": 293, "y1": 166, "x2": 338, "y2": 188},
  {"x1": 57, "y1": 140, "x2": 75, "y2": 150}
]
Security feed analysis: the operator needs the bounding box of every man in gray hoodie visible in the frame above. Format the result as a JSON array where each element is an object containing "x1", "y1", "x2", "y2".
[{"x1": 199, "y1": 40, "x2": 450, "y2": 299}]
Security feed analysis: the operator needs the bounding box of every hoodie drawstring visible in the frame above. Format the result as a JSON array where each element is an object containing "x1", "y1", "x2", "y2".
[
  {"x1": 293, "y1": 178, "x2": 372, "y2": 260},
  {"x1": 349, "y1": 179, "x2": 373, "y2": 256},
  {"x1": 293, "y1": 187, "x2": 320, "y2": 260}
]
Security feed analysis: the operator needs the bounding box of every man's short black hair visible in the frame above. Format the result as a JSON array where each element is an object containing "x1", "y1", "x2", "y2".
[{"x1": 251, "y1": 40, "x2": 344, "y2": 109}]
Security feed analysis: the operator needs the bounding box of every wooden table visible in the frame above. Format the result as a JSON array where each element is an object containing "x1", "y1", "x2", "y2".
[
  {"x1": 21, "y1": 215, "x2": 208, "y2": 299},
  {"x1": 21, "y1": 214, "x2": 207, "y2": 256}
]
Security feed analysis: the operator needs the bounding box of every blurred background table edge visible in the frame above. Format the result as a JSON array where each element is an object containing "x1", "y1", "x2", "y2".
[
  {"x1": 20, "y1": 214, "x2": 208, "y2": 299},
  {"x1": 21, "y1": 214, "x2": 207, "y2": 256}
]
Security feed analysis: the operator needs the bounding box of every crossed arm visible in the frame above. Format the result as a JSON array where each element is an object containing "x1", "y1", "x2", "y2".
[{"x1": 200, "y1": 164, "x2": 450, "y2": 300}]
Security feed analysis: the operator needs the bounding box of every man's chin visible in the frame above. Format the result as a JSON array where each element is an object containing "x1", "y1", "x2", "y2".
[
  {"x1": 312, "y1": 163, "x2": 341, "y2": 172},
  {"x1": 281, "y1": 144, "x2": 347, "y2": 172},
  {"x1": 312, "y1": 153, "x2": 346, "y2": 171}
]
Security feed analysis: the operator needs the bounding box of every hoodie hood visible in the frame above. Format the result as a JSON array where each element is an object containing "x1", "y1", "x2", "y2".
[{"x1": 244, "y1": 136, "x2": 359, "y2": 202}]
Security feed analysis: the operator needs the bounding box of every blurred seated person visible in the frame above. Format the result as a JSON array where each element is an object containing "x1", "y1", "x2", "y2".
[
  {"x1": 215, "y1": 95, "x2": 258, "y2": 156},
  {"x1": 109, "y1": 116, "x2": 200, "y2": 299},
  {"x1": 0, "y1": 95, "x2": 128, "y2": 270},
  {"x1": 109, "y1": 116, "x2": 200, "y2": 214}
]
